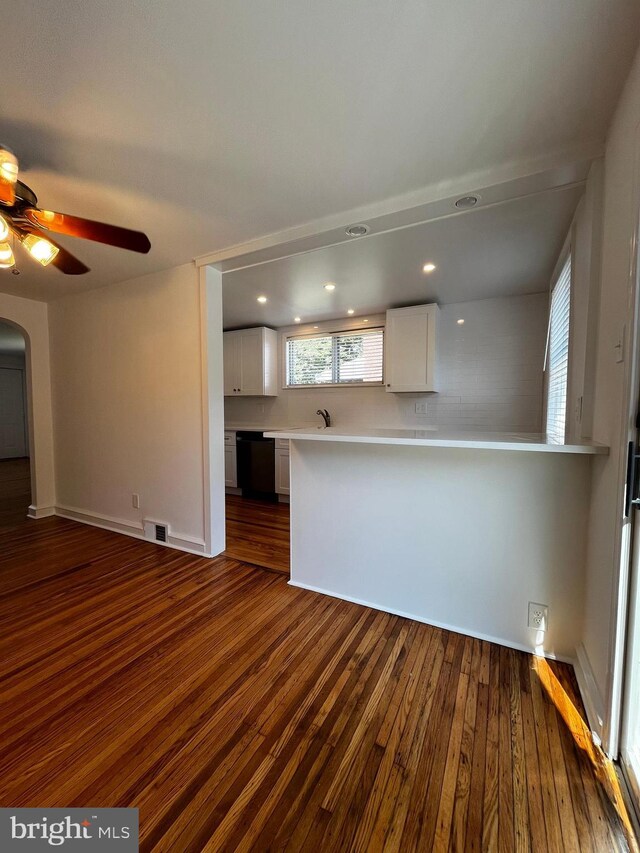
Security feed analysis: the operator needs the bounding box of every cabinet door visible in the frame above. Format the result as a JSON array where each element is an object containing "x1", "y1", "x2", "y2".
[
  {"x1": 275, "y1": 449, "x2": 290, "y2": 495},
  {"x1": 224, "y1": 446, "x2": 237, "y2": 488},
  {"x1": 385, "y1": 305, "x2": 438, "y2": 392},
  {"x1": 223, "y1": 333, "x2": 238, "y2": 396},
  {"x1": 237, "y1": 328, "x2": 264, "y2": 396}
]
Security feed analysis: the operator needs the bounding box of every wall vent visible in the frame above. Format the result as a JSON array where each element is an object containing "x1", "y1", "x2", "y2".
[{"x1": 143, "y1": 519, "x2": 169, "y2": 544}]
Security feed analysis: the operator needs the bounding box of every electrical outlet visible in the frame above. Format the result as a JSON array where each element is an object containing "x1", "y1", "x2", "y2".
[
  {"x1": 528, "y1": 602, "x2": 549, "y2": 631},
  {"x1": 415, "y1": 401, "x2": 428, "y2": 415},
  {"x1": 132, "y1": 493, "x2": 140, "y2": 509}
]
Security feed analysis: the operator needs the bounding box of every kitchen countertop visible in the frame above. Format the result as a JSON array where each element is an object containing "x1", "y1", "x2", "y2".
[
  {"x1": 224, "y1": 423, "x2": 310, "y2": 433},
  {"x1": 263, "y1": 426, "x2": 609, "y2": 454}
]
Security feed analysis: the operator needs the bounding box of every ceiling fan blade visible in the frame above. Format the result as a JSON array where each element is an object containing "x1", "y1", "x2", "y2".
[
  {"x1": 48, "y1": 242, "x2": 91, "y2": 275},
  {"x1": 14, "y1": 224, "x2": 90, "y2": 275},
  {"x1": 24, "y1": 208, "x2": 151, "y2": 254},
  {"x1": 0, "y1": 146, "x2": 19, "y2": 206}
]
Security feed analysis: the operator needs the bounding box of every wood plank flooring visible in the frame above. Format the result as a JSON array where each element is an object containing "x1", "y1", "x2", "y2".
[
  {"x1": 0, "y1": 486, "x2": 637, "y2": 849},
  {"x1": 224, "y1": 494, "x2": 290, "y2": 573}
]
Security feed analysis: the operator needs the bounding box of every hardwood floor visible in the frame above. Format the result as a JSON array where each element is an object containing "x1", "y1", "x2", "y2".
[
  {"x1": 0, "y1": 457, "x2": 31, "y2": 528},
  {"x1": 224, "y1": 494, "x2": 290, "y2": 573},
  {"x1": 0, "y1": 511, "x2": 636, "y2": 850}
]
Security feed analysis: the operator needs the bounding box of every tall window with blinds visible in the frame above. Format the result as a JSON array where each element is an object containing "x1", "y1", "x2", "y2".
[
  {"x1": 545, "y1": 254, "x2": 571, "y2": 441},
  {"x1": 286, "y1": 328, "x2": 384, "y2": 387}
]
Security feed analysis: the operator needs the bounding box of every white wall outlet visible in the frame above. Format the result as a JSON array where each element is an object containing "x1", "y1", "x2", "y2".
[
  {"x1": 415, "y1": 401, "x2": 428, "y2": 415},
  {"x1": 132, "y1": 493, "x2": 140, "y2": 509},
  {"x1": 528, "y1": 602, "x2": 549, "y2": 631}
]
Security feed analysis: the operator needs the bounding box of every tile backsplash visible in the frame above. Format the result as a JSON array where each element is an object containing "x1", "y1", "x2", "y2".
[{"x1": 224, "y1": 292, "x2": 548, "y2": 433}]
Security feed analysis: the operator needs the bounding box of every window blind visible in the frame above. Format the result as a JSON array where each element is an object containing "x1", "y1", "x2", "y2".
[
  {"x1": 286, "y1": 328, "x2": 384, "y2": 387},
  {"x1": 545, "y1": 254, "x2": 571, "y2": 441}
]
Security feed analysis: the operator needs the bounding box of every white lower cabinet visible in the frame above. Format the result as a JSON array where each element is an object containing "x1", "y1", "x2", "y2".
[
  {"x1": 275, "y1": 440, "x2": 290, "y2": 496},
  {"x1": 224, "y1": 431, "x2": 237, "y2": 488}
]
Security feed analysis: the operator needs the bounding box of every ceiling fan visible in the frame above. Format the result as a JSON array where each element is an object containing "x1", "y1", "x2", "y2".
[{"x1": 0, "y1": 145, "x2": 151, "y2": 275}]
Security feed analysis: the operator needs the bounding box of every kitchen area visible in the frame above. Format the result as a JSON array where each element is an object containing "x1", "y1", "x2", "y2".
[{"x1": 220, "y1": 175, "x2": 607, "y2": 661}]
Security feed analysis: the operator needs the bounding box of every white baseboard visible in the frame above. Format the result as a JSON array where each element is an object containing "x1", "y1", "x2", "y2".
[
  {"x1": 54, "y1": 504, "x2": 212, "y2": 557},
  {"x1": 574, "y1": 642, "x2": 605, "y2": 743},
  {"x1": 288, "y1": 580, "x2": 573, "y2": 664},
  {"x1": 28, "y1": 504, "x2": 55, "y2": 519}
]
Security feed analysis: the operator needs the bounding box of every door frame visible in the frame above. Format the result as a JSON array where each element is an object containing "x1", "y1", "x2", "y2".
[{"x1": 608, "y1": 121, "x2": 640, "y2": 769}]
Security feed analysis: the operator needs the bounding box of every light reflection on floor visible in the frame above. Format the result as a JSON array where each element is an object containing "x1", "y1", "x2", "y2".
[{"x1": 533, "y1": 655, "x2": 639, "y2": 852}]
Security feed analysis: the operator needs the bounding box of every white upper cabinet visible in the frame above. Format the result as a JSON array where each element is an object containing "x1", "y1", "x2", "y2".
[
  {"x1": 385, "y1": 304, "x2": 439, "y2": 392},
  {"x1": 223, "y1": 327, "x2": 278, "y2": 396}
]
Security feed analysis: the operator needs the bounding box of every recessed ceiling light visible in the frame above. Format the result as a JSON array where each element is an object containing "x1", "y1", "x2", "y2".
[
  {"x1": 294, "y1": 317, "x2": 301, "y2": 323},
  {"x1": 257, "y1": 295, "x2": 267, "y2": 303},
  {"x1": 457, "y1": 318, "x2": 465, "y2": 325},
  {"x1": 347, "y1": 309, "x2": 354, "y2": 315},
  {"x1": 422, "y1": 262, "x2": 436, "y2": 273},
  {"x1": 363, "y1": 319, "x2": 369, "y2": 323},
  {"x1": 345, "y1": 223, "x2": 369, "y2": 238},
  {"x1": 313, "y1": 325, "x2": 319, "y2": 329},
  {"x1": 323, "y1": 282, "x2": 336, "y2": 291},
  {"x1": 454, "y1": 195, "x2": 478, "y2": 209}
]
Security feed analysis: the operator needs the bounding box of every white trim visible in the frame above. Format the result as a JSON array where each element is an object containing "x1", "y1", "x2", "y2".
[
  {"x1": 27, "y1": 504, "x2": 55, "y2": 519},
  {"x1": 287, "y1": 579, "x2": 575, "y2": 664},
  {"x1": 195, "y1": 148, "x2": 598, "y2": 269},
  {"x1": 199, "y1": 265, "x2": 226, "y2": 557},
  {"x1": 198, "y1": 263, "x2": 213, "y2": 555},
  {"x1": 574, "y1": 642, "x2": 606, "y2": 747},
  {"x1": 607, "y1": 121, "x2": 640, "y2": 760},
  {"x1": 54, "y1": 504, "x2": 212, "y2": 557}
]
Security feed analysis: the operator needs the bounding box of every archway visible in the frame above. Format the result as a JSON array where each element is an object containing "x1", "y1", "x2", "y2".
[
  {"x1": 0, "y1": 319, "x2": 31, "y2": 524},
  {"x1": 0, "y1": 296, "x2": 55, "y2": 521}
]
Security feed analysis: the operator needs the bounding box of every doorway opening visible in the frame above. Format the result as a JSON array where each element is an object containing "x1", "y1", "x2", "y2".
[{"x1": 0, "y1": 320, "x2": 31, "y2": 528}]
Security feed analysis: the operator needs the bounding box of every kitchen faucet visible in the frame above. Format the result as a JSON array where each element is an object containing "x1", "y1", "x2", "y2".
[{"x1": 316, "y1": 409, "x2": 331, "y2": 428}]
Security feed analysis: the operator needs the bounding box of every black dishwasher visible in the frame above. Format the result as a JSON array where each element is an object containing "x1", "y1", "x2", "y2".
[{"x1": 236, "y1": 431, "x2": 276, "y2": 500}]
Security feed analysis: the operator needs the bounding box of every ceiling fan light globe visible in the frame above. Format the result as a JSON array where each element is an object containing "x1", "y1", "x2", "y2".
[
  {"x1": 0, "y1": 241, "x2": 15, "y2": 269},
  {"x1": 0, "y1": 148, "x2": 19, "y2": 202},
  {"x1": 0, "y1": 215, "x2": 9, "y2": 242},
  {"x1": 22, "y1": 233, "x2": 59, "y2": 266}
]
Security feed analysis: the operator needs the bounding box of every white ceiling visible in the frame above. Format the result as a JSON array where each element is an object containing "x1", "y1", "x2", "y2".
[
  {"x1": 0, "y1": 0, "x2": 638, "y2": 302},
  {"x1": 222, "y1": 186, "x2": 582, "y2": 328},
  {"x1": 0, "y1": 321, "x2": 26, "y2": 356}
]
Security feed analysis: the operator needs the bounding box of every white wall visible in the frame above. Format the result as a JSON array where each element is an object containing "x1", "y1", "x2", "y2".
[
  {"x1": 49, "y1": 262, "x2": 224, "y2": 555},
  {"x1": 225, "y1": 292, "x2": 547, "y2": 432},
  {"x1": 0, "y1": 292, "x2": 55, "y2": 514},
  {"x1": 581, "y1": 46, "x2": 640, "y2": 744},
  {"x1": 289, "y1": 440, "x2": 591, "y2": 661}
]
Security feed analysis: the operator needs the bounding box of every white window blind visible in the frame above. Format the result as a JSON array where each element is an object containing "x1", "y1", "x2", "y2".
[
  {"x1": 286, "y1": 328, "x2": 384, "y2": 387},
  {"x1": 545, "y1": 254, "x2": 571, "y2": 441}
]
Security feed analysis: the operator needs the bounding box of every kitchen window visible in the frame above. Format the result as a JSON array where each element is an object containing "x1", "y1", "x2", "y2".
[
  {"x1": 285, "y1": 328, "x2": 384, "y2": 387},
  {"x1": 545, "y1": 252, "x2": 572, "y2": 441}
]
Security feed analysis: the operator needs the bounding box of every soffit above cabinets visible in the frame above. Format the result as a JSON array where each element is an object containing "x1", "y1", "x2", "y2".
[{"x1": 222, "y1": 185, "x2": 583, "y2": 330}]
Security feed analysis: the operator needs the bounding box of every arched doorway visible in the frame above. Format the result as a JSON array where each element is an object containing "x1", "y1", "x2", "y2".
[{"x1": 0, "y1": 319, "x2": 31, "y2": 526}]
